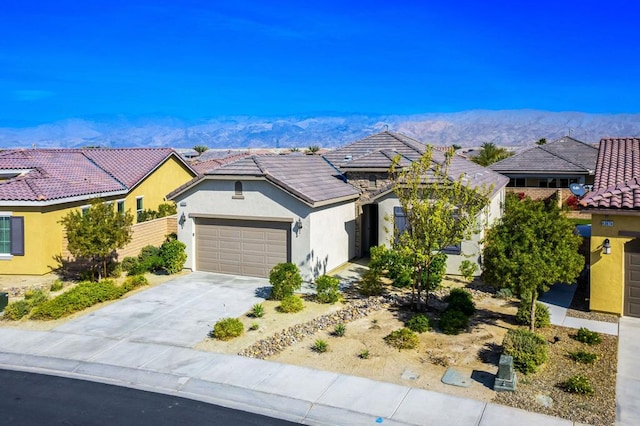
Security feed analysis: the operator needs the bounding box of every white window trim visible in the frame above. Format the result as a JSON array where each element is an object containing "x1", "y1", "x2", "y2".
[{"x1": 0, "y1": 211, "x2": 12, "y2": 259}]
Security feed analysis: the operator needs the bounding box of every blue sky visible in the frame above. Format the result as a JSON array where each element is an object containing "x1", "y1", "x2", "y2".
[{"x1": 1, "y1": 0, "x2": 638, "y2": 126}]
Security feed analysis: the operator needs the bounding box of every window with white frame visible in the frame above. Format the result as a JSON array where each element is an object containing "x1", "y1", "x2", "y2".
[
  {"x1": 117, "y1": 200, "x2": 125, "y2": 214},
  {"x1": 0, "y1": 216, "x2": 10, "y2": 254},
  {"x1": 136, "y1": 197, "x2": 144, "y2": 221},
  {"x1": 0, "y1": 214, "x2": 24, "y2": 257}
]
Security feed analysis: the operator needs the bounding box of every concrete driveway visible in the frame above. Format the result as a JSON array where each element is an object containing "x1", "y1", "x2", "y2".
[{"x1": 52, "y1": 272, "x2": 269, "y2": 347}]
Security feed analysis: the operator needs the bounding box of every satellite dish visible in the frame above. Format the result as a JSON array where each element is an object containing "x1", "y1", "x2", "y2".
[{"x1": 569, "y1": 183, "x2": 586, "y2": 197}]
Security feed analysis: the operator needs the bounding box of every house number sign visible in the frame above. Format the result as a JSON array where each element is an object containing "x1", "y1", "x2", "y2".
[{"x1": 601, "y1": 220, "x2": 614, "y2": 227}]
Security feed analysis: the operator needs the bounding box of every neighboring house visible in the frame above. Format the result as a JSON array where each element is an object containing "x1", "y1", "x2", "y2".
[
  {"x1": 0, "y1": 148, "x2": 196, "y2": 275},
  {"x1": 580, "y1": 137, "x2": 640, "y2": 317},
  {"x1": 167, "y1": 155, "x2": 360, "y2": 280},
  {"x1": 489, "y1": 136, "x2": 597, "y2": 203},
  {"x1": 323, "y1": 131, "x2": 509, "y2": 275}
]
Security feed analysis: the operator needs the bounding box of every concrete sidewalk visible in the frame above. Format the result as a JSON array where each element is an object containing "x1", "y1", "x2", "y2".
[
  {"x1": 0, "y1": 329, "x2": 574, "y2": 426},
  {"x1": 616, "y1": 317, "x2": 640, "y2": 426}
]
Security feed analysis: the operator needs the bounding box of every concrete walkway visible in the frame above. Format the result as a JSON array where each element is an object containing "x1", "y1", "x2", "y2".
[
  {"x1": 0, "y1": 271, "x2": 624, "y2": 425},
  {"x1": 616, "y1": 317, "x2": 640, "y2": 426}
]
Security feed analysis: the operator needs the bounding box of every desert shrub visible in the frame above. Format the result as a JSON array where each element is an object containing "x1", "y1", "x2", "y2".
[
  {"x1": 496, "y1": 288, "x2": 514, "y2": 299},
  {"x1": 210, "y1": 318, "x2": 244, "y2": 340},
  {"x1": 31, "y1": 280, "x2": 125, "y2": 320},
  {"x1": 333, "y1": 323, "x2": 346, "y2": 337},
  {"x1": 563, "y1": 374, "x2": 594, "y2": 395},
  {"x1": 445, "y1": 288, "x2": 475, "y2": 316},
  {"x1": 359, "y1": 269, "x2": 384, "y2": 296},
  {"x1": 279, "y1": 295, "x2": 304, "y2": 313},
  {"x1": 439, "y1": 309, "x2": 469, "y2": 335},
  {"x1": 312, "y1": 339, "x2": 328, "y2": 353},
  {"x1": 458, "y1": 260, "x2": 478, "y2": 282},
  {"x1": 249, "y1": 322, "x2": 259, "y2": 331},
  {"x1": 109, "y1": 263, "x2": 123, "y2": 278},
  {"x1": 575, "y1": 327, "x2": 602, "y2": 345},
  {"x1": 24, "y1": 289, "x2": 49, "y2": 305},
  {"x1": 269, "y1": 263, "x2": 302, "y2": 300},
  {"x1": 384, "y1": 328, "x2": 419, "y2": 350},
  {"x1": 406, "y1": 314, "x2": 430, "y2": 333},
  {"x1": 250, "y1": 303, "x2": 264, "y2": 318},
  {"x1": 2, "y1": 300, "x2": 30, "y2": 320},
  {"x1": 516, "y1": 298, "x2": 551, "y2": 328},
  {"x1": 157, "y1": 202, "x2": 177, "y2": 217},
  {"x1": 568, "y1": 350, "x2": 598, "y2": 364},
  {"x1": 137, "y1": 245, "x2": 164, "y2": 273},
  {"x1": 502, "y1": 328, "x2": 548, "y2": 374},
  {"x1": 315, "y1": 275, "x2": 341, "y2": 304},
  {"x1": 121, "y1": 275, "x2": 149, "y2": 292},
  {"x1": 160, "y1": 239, "x2": 187, "y2": 274},
  {"x1": 358, "y1": 349, "x2": 370, "y2": 359},
  {"x1": 50, "y1": 280, "x2": 64, "y2": 292}
]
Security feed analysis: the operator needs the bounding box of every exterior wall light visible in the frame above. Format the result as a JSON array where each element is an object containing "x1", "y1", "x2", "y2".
[
  {"x1": 602, "y1": 238, "x2": 611, "y2": 255},
  {"x1": 295, "y1": 218, "x2": 303, "y2": 229},
  {"x1": 179, "y1": 212, "x2": 186, "y2": 228}
]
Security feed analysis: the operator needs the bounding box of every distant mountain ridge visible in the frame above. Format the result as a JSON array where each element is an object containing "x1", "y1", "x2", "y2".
[{"x1": 1, "y1": 110, "x2": 638, "y2": 150}]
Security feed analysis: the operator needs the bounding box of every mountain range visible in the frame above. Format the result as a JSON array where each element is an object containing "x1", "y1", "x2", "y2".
[{"x1": 1, "y1": 110, "x2": 639, "y2": 150}]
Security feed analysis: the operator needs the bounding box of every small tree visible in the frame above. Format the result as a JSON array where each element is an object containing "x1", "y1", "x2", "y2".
[
  {"x1": 536, "y1": 138, "x2": 548, "y2": 146},
  {"x1": 269, "y1": 262, "x2": 302, "y2": 300},
  {"x1": 389, "y1": 146, "x2": 491, "y2": 311},
  {"x1": 482, "y1": 194, "x2": 584, "y2": 331},
  {"x1": 471, "y1": 142, "x2": 513, "y2": 166},
  {"x1": 60, "y1": 199, "x2": 133, "y2": 279}
]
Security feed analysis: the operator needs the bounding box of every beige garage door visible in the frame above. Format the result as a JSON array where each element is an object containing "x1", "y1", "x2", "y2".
[
  {"x1": 195, "y1": 218, "x2": 290, "y2": 278},
  {"x1": 625, "y1": 241, "x2": 640, "y2": 317}
]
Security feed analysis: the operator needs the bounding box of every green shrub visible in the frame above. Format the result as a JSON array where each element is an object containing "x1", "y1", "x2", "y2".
[
  {"x1": 445, "y1": 288, "x2": 475, "y2": 316},
  {"x1": 312, "y1": 339, "x2": 328, "y2": 353},
  {"x1": 279, "y1": 295, "x2": 304, "y2": 313},
  {"x1": 563, "y1": 374, "x2": 594, "y2": 395},
  {"x1": 333, "y1": 323, "x2": 346, "y2": 337},
  {"x1": 249, "y1": 322, "x2": 260, "y2": 331},
  {"x1": 495, "y1": 288, "x2": 514, "y2": 299},
  {"x1": 211, "y1": 318, "x2": 244, "y2": 340},
  {"x1": 358, "y1": 349, "x2": 370, "y2": 359},
  {"x1": 138, "y1": 245, "x2": 164, "y2": 273},
  {"x1": 24, "y1": 289, "x2": 49, "y2": 305},
  {"x1": 250, "y1": 303, "x2": 264, "y2": 318},
  {"x1": 359, "y1": 269, "x2": 384, "y2": 296},
  {"x1": 2, "y1": 300, "x2": 30, "y2": 320},
  {"x1": 49, "y1": 280, "x2": 64, "y2": 292},
  {"x1": 268, "y1": 263, "x2": 302, "y2": 300},
  {"x1": 160, "y1": 239, "x2": 187, "y2": 274},
  {"x1": 315, "y1": 275, "x2": 341, "y2": 304},
  {"x1": 575, "y1": 327, "x2": 602, "y2": 345},
  {"x1": 568, "y1": 350, "x2": 598, "y2": 364},
  {"x1": 121, "y1": 275, "x2": 149, "y2": 292},
  {"x1": 424, "y1": 253, "x2": 448, "y2": 289},
  {"x1": 458, "y1": 260, "x2": 478, "y2": 282},
  {"x1": 31, "y1": 280, "x2": 124, "y2": 320},
  {"x1": 384, "y1": 328, "x2": 419, "y2": 350},
  {"x1": 406, "y1": 314, "x2": 430, "y2": 333},
  {"x1": 502, "y1": 328, "x2": 548, "y2": 374},
  {"x1": 439, "y1": 309, "x2": 469, "y2": 335},
  {"x1": 109, "y1": 263, "x2": 123, "y2": 278},
  {"x1": 121, "y1": 257, "x2": 139, "y2": 273},
  {"x1": 516, "y1": 299, "x2": 551, "y2": 328}
]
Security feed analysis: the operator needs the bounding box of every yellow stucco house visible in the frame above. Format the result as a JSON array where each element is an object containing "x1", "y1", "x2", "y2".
[
  {"x1": 580, "y1": 137, "x2": 640, "y2": 317},
  {"x1": 0, "y1": 148, "x2": 196, "y2": 275}
]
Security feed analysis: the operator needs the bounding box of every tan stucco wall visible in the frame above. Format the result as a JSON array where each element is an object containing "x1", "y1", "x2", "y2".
[
  {"x1": 589, "y1": 213, "x2": 640, "y2": 315},
  {"x1": 172, "y1": 178, "x2": 357, "y2": 281},
  {"x1": 1, "y1": 156, "x2": 194, "y2": 275}
]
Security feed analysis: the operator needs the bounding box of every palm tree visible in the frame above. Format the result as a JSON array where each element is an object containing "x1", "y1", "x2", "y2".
[
  {"x1": 472, "y1": 142, "x2": 513, "y2": 166},
  {"x1": 193, "y1": 145, "x2": 209, "y2": 156}
]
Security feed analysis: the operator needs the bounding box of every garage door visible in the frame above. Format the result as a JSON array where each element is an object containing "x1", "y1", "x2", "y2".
[
  {"x1": 195, "y1": 218, "x2": 290, "y2": 278},
  {"x1": 625, "y1": 239, "x2": 640, "y2": 317}
]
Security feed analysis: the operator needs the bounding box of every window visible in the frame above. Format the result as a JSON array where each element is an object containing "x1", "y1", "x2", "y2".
[
  {"x1": 117, "y1": 200, "x2": 125, "y2": 214},
  {"x1": 136, "y1": 197, "x2": 144, "y2": 221},
  {"x1": 394, "y1": 206, "x2": 461, "y2": 254},
  {"x1": 368, "y1": 174, "x2": 377, "y2": 188},
  {"x1": 81, "y1": 205, "x2": 90, "y2": 216},
  {"x1": 507, "y1": 177, "x2": 525, "y2": 187},
  {"x1": 233, "y1": 181, "x2": 244, "y2": 199},
  {"x1": 0, "y1": 215, "x2": 24, "y2": 257}
]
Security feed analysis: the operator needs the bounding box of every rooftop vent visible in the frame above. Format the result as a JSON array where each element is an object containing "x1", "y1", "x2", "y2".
[{"x1": 344, "y1": 155, "x2": 353, "y2": 161}]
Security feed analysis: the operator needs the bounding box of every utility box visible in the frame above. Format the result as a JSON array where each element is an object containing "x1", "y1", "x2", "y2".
[
  {"x1": 0, "y1": 292, "x2": 8, "y2": 312},
  {"x1": 494, "y1": 354, "x2": 517, "y2": 392}
]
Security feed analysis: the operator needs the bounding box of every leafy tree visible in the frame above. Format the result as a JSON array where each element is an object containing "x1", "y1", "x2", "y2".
[
  {"x1": 471, "y1": 142, "x2": 513, "y2": 166},
  {"x1": 482, "y1": 194, "x2": 584, "y2": 331},
  {"x1": 536, "y1": 138, "x2": 548, "y2": 146},
  {"x1": 389, "y1": 146, "x2": 491, "y2": 311},
  {"x1": 193, "y1": 145, "x2": 209, "y2": 155},
  {"x1": 60, "y1": 199, "x2": 134, "y2": 279}
]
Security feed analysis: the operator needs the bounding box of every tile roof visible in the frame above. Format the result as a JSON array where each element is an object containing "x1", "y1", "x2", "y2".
[
  {"x1": 201, "y1": 154, "x2": 360, "y2": 205},
  {"x1": 489, "y1": 136, "x2": 597, "y2": 174},
  {"x1": 580, "y1": 138, "x2": 640, "y2": 209},
  {"x1": 191, "y1": 153, "x2": 251, "y2": 175},
  {"x1": 0, "y1": 148, "x2": 193, "y2": 204},
  {"x1": 322, "y1": 131, "x2": 425, "y2": 169}
]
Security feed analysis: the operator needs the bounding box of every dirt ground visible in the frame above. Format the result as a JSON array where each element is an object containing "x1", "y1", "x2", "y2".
[{"x1": 197, "y1": 280, "x2": 516, "y2": 403}]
